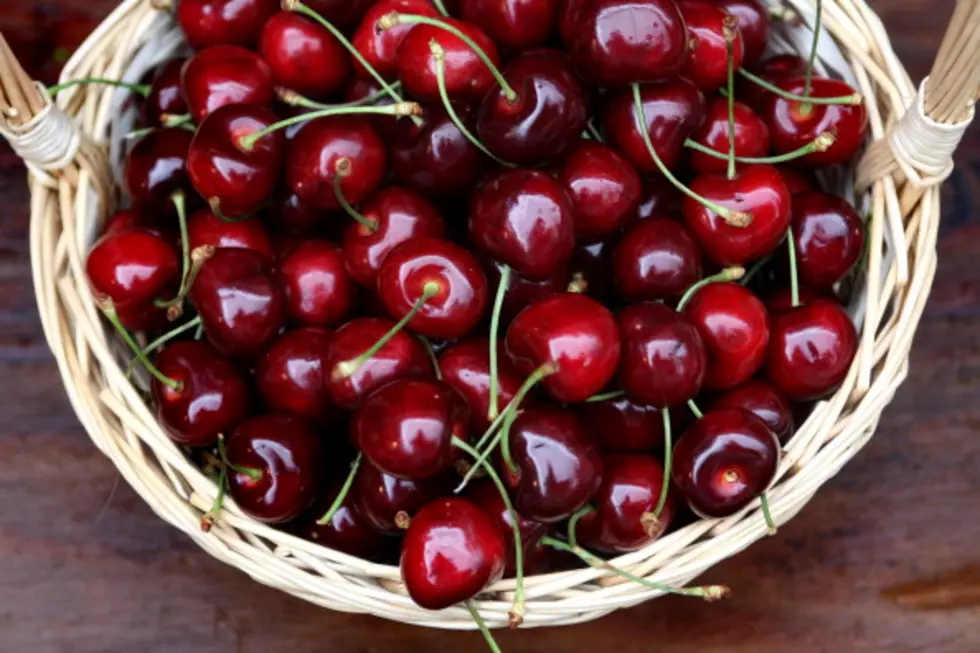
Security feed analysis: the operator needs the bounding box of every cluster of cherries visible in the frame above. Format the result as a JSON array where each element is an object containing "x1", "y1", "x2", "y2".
[{"x1": 78, "y1": 0, "x2": 868, "y2": 642}]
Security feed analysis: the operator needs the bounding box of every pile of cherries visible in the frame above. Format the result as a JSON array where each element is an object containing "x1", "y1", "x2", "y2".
[{"x1": 79, "y1": 0, "x2": 867, "y2": 640}]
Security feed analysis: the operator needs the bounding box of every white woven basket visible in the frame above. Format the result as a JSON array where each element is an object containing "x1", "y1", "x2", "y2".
[{"x1": 2, "y1": 0, "x2": 978, "y2": 630}]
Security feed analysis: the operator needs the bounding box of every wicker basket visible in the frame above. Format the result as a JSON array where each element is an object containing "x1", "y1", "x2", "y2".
[{"x1": 2, "y1": 0, "x2": 978, "y2": 630}]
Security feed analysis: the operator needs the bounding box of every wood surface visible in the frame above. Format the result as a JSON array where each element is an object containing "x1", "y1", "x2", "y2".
[{"x1": 1, "y1": 1, "x2": 979, "y2": 651}]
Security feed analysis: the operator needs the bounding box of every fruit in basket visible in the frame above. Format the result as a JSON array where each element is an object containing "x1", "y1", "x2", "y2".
[
  {"x1": 260, "y1": 11, "x2": 352, "y2": 99},
  {"x1": 177, "y1": 0, "x2": 279, "y2": 50},
  {"x1": 180, "y1": 45, "x2": 275, "y2": 122}
]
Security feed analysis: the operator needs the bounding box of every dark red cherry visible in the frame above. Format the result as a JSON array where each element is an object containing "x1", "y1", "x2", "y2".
[
  {"x1": 288, "y1": 117, "x2": 386, "y2": 210},
  {"x1": 713, "y1": 379, "x2": 793, "y2": 442},
  {"x1": 791, "y1": 191, "x2": 865, "y2": 289},
  {"x1": 778, "y1": 166, "x2": 816, "y2": 196},
  {"x1": 302, "y1": 0, "x2": 376, "y2": 30},
  {"x1": 506, "y1": 293, "x2": 621, "y2": 403},
  {"x1": 279, "y1": 240, "x2": 357, "y2": 328},
  {"x1": 439, "y1": 338, "x2": 525, "y2": 434},
  {"x1": 678, "y1": 0, "x2": 744, "y2": 92},
  {"x1": 501, "y1": 406, "x2": 603, "y2": 523},
  {"x1": 401, "y1": 498, "x2": 506, "y2": 609},
  {"x1": 603, "y1": 79, "x2": 705, "y2": 175},
  {"x1": 353, "y1": 377, "x2": 469, "y2": 479},
  {"x1": 558, "y1": 140, "x2": 642, "y2": 242},
  {"x1": 355, "y1": 463, "x2": 452, "y2": 535},
  {"x1": 152, "y1": 340, "x2": 251, "y2": 448},
  {"x1": 143, "y1": 59, "x2": 189, "y2": 126},
  {"x1": 684, "y1": 164, "x2": 792, "y2": 265},
  {"x1": 352, "y1": 0, "x2": 440, "y2": 80},
  {"x1": 460, "y1": 0, "x2": 560, "y2": 53},
  {"x1": 469, "y1": 169, "x2": 575, "y2": 281},
  {"x1": 467, "y1": 480, "x2": 551, "y2": 576},
  {"x1": 124, "y1": 127, "x2": 194, "y2": 209},
  {"x1": 295, "y1": 481, "x2": 389, "y2": 559},
  {"x1": 765, "y1": 299, "x2": 857, "y2": 401},
  {"x1": 717, "y1": 0, "x2": 769, "y2": 66},
  {"x1": 762, "y1": 77, "x2": 869, "y2": 166},
  {"x1": 683, "y1": 282, "x2": 769, "y2": 390},
  {"x1": 189, "y1": 248, "x2": 287, "y2": 359},
  {"x1": 737, "y1": 54, "x2": 806, "y2": 111},
  {"x1": 484, "y1": 259, "x2": 569, "y2": 325},
  {"x1": 187, "y1": 104, "x2": 284, "y2": 218},
  {"x1": 688, "y1": 96, "x2": 770, "y2": 174},
  {"x1": 176, "y1": 0, "x2": 278, "y2": 50},
  {"x1": 562, "y1": 0, "x2": 688, "y2": 86},
  {"x1": 631, "y1": 177, "x2": 685, "y2": 222},
  {"x1": 186, "y1": 208, "x2": 274, "y2": 259},
  {"x1": 476, "y1": 48, "x2": 588, "y2": 165},
  {"x1": 225, "y1": 414, "x2": 321, "y2": 524},
  {"x1": 87, "y1": 228, "x2": 179, "y2": 310},
  {"x1": 104, "y1": 207, "x2": 176, "y2": 243},
  {"x1": 181, "y1": 45, "x2": 274, "y2": 123},
  {"x1": 324, "y1": 317, "x2": 431, "y2": 410},
  {"x1": 577, "y1": 454, "x2": 675, "y2": 553},
  {"x1": 579, "y1": 396, "x2": 665, "y2": 453},
  {"x1": 255, "y1": 328, "x2": 334, "y2": 424},
  {"x1": 343, "y1": 186, "x2": 446, "y2": 288},
  {"x1": 672, "y1": 408, "x2": 780, "y2": 518},
  {"x1": 260, "y1": 11, "x2": 351, "y2": 100},
  {"x1": 613, "y1": 217, "x2": 702, "y2": 301},
  {"x1": 269, "y1": 187, "x2": 330, "y2": 234},
  {"x1": 395, "y1": 18, "x2": 501, "y2": 103},
  {"x1": 618, "y1": 302, "x2": 707, "y2": 408}
]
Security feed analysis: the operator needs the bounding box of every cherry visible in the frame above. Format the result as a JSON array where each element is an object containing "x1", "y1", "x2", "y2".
[
  {"x1": 738, "y1": 54, "x2": 807, "y2": 111},
  {"x1": 505, "y1": 293, "x2": 621, "y2": 404},
  {"x1": 790, "y1": 191, "x2": 865, "y2": 289},
  {"x1": 688, "y1": 96, "x2": 770, "y2": 174},
  {"x1": 762, "y1": 77, "x2": 868, "y2": 166},
  {"x1": 765, "y1": 299, "x2": 858, "y2": 400},
  {"x1": 186, "y1": 208, "x2": 274, "y2": 259},
  {"x1": 439, "y1": 338, "x2": 525, "y2": 434},
  {"x1": 558, "y1": 140, "x2": 642, "y2": 242},
  {"x1": 672, "y1": 408, "x2": 780, "y2": 518},
  {"x1": 778, "y1": 166, "x2": 816, "y2": 196},
  {"x1": 301, "y1": 0, "x2": 377, "y2": 31},
  {"x1": 613, "y1": 217, "x2": 702, "y2": 301},
  {"x1": 579, "y1": 395, "x2": 665, "y2": 453},
  {"x1": 187, "y1": 104, "x2": 285, "y2": 219},
  {"x1": 677, "y1": 0, "x2": 744, "y2": 91},
  {"x1": 353, "y1": 377, "x2": 469, "y2": 479},
  {"x1": 104, "y1": 208, "x2": 176, "y2": 243},
  {"x1": 342, "y1": 186, "x2": 446, "y2": 288},
  {"x1": 352, "y1": 0, "x2": 440, "y2": 81},
  {"x1": 713, "y1": 379, "x2": 794, "y2": 442},
  {"x1": 151, "y1": 340, "x2": 251, "y2": 448},
  {"x1": 287, "y1": 118, "x2": 386, "y2": 210},
  {"x1": 269, "y1": 187, "x2": 330, "y2": 235},
  {"x1": 176, "y1": 0, "x2": 278, "y2": 50},
  {"x1": 224, "y1": 414, "x2": 322, "y2": 524},
  {"x1": 484, "y1": 259, "x2": 569, "y2": 325},
  {"x1": 189, "y1": 248, "x2": 287, "y2": 359},
  {"x1": 255, "y1": 327, "x2": 334, "y2": 424},
  {"x1": 324, "y1": 317, "x2": 431, "y2": 410},
  {"x1": 469, "y1": 169, "x2": 575, "y2": 281},
  {"x1": 476, "y1": 48, "x2": 588, "y2": 165},
  {"x1": 632, "y1": 177, "x2": 685, "y2": 222},
  {"x1": 460, "y1": 0, "x2": 560, "y2": 54},
  {"x1": 400, "y1": 498, "x2": 506, "y2": 610},
  {"x1": 354, "y1": 463, "x2": 452, "y2": 535},
  {"x1": 278, "y1": 240, "x2": 357, "y2": 327},
  {"x1": 143, "y1": 59, "x2": 189, "y2": 127},
  {"x1": 124, "y1": 128, "x2": 194, "y2": 210},
  {"x1": 260, "y1": 11, "x2": 351, "y2": 100},
  {"x1": 717, "y1": 0, "x2": 768, "y2": 66},
  {"x1": 684, "y1": 164, "x2": 792, "y2": 265},
  {"x1": 577, "y1": 454, "x2": 675, "y2": 552},
  {"x1": 180, "y1": 45, "x2": 274, "y2": 123},
  {"x1": 294, "y1": 481, "x2": 390, "y2": 559},
  {"x1": 467, "y1": 480, "x2": 551, "y2": 576},
  {"x1": 603, "y1": 79, "x2": 705, "y2": 175},
  {"x1": 376, "y1": 238, "x2": 488, "y2": 339},
  {"x1": 86, "y1": 228, "x2": 179, "y2": 311},
  {"x1": 562, "y1": 0, "x2": 688, "y2": 86},
  {"x1": 618, "y1": 302, "x2": 707, "y2": 408},
  {"x1": 501, "y1": 406, "x2": 603, "y2": 523}
]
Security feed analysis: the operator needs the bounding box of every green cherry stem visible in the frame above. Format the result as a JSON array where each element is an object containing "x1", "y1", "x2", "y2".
[
  {"x1": 687, "y1": 399, "x2": 704, "y2": 420},
  {"x1": 201, "y1": 463, "x2": 228, "y2": 532},
  {"x1": 418, "y1": 336, "x2": 443, "y2": 380},
  {"x1": 431, "y1": 0, "x2": 451, "y2": 16},
  {"x1": 487, "y1": 264, "x2": 511, "y2": 423},
  {"x1": 676, "y1": 266, "x2": 746, "y2": 312},
  {"x1": 586, "y1": 120, "x2": 604, "y2": 142},
  {"x1": 566, "y1": 505, "x2": 595, "y2": 549},
  {"x1": 48, "y1": 77, "x2": 150, "y2": 97},
  {"x1": 209, "y1": 198, "x2": 265, "y2": 224},
  {"x1": 317, "y1": 453, "x2": 363, "y2": 525},
  {"x1": 724, "y1": 21, "x2": 738, "y2": 181},
  {"x1": 153, "y1": 190, "x2": 190, "y2": 310},
  {"x1": 465, "y1": 602, "x2": 503, "y2": 653},
  {"x1": 98, "y1": 297, "x2": 181, "y2": 391},
  {"x1": 803, "y1": 0, "x2": 823, "y2": 103},
  {"x1": 126, "y1": 315, "x2": 203, "y2": 378},
  {"x1": 276, "y1": 82, "x2": 403, "y2": 111},
  {"x1": 787, "y1": 226, "x2": 801, "y2": 307},
  {"x1": 760, "y1": 492, "x2": 778, "y2": 535},
  {"x1": 218, "y1": 433, "x2": 263, "y2": 482},
  {"x1": 584, "y1": 389, "x2": 626, "y2": 403},
  {"x1": 739, "y1": 254, "x2": 772, "y2": 287},
  {"x1": 737, "y1": 68, "x2": 862, "y2": 105},
  {"x1": 333, "y1": 162, "x2": 379, "y2": 231},
  {"x1": 684, "y1": 131, "x2": 837, "y2": 164},
  {"x1": 651, "y1": 407, "x2": 672, "y2": 519},
  {"x1": 631, "y1": 84, "x2": 752, "y2": 228}
]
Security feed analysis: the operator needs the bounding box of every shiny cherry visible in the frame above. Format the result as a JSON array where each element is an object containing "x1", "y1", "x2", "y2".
[
  {"x1": 631, "y1": 177, "x2": 685, "y2": 222},
  {"x1": 177, "y1": 0, "x2": 278, "y2": 50},
  {"x1": 765, "y1": 299, "x2": 858, "y2": 401},
  {"x1": 672, "y1": 408, "x2": 780, "y2": 518},
  {"x1": 713, "y1": 379, "x2": 794, "y2": 442},
  {"x1": 688, "y1": 96, "x2": 770, "y2": 174},
  {"x1": 86, "y1": 228, "x2": 179, "y2": 310},
  {"x1": 506, "y1": 293, "x2": 621, "y2": 403},
  {"x1": 460, "y1": 0, "x2": 560, "y2": 53},
  {"x1": 401, "y1": 498, "x2": 506, "y2": 610},
  {"x1": 354, "y1": 463, "x2": 452, "y2": 535},
  {"x1": 255, "y1": 328, "x2": 334, "y2": 424},
  {"x1": 791, "y1": 191, "x2": 865, "y2": 289},
  {"x1": 269, "y1": 187, "x2": 330, "y2": 235},
  {"x1": 718, "y1": 0, "x2": 768, "y2": 66},
  {"x1": 618, "y1": 302, "x2": 707, "y2": 408},
  {"x1": 143, "y1": 59, "x2": 188, "y2": 126},
  {"x1": 124, "y1": 128, "x2": 194, "y2": 210},
  {"x1": 186, "y1": 208, "x2": 274, "y2": 259},
  {"x1": 678, "y1": 0, "x2": 744, "y2": 91},
  {"x1": 279, "y1": 240, "x2": 357, "y2": 328},
  {"x1": 737, "y1": 54, "x2": 807, "y2": 111},
  {"x1": 352, "y1": 0, "x2": 440, "y2": 80},
  {"x1": 558, "y1": 140, "x2": 642, "y2": 242},
  {"x1": 439, "y1": 338, "x2": 525, "y2": 434},
  {"x1": 260, "y1": 11, "x2": 351, "y2": 100},
  {"x1": 104, "y1": 207, "x2": 176, "y2": 243},
  {"x1": 295, "y1": 481, "x2": 390, "y2": 559},
  {"x1": 613, "y1": 217, "x2": 702, "y2": 301},
  {"x1": 579, "y1": 395, "x2": 665, "y2": 453},
  {"x1": 180, "y1": 45, "x2": 274, "y2": 122},
  {"x1": 467, "y1": 480, "x2": 552, "y2": 576}
]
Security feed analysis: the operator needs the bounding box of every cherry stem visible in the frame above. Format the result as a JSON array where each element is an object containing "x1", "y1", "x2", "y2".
[
  {"x1": 804, "y1": 0, "x2": 823, "y2": 105},
  {"x1": 631, "y1": 84, "x2": 752, "y2": 228},
  {"x1": 218, "y1": 433, "x2": 263, "y2": 482},
  {"x1": 687, "y1": 399, "x2": 704, "y2": 420},
  {"x1": 333, "y1": 168, "x2": 378, "y2": 231},
  {"x1": 651, "y1": 407, "x2": 672, "y2": 519},
  {"x1": 381, "y1": 13, "x2": 518, "y2": 102},
  {"x1": 684, "y1": 131, "x2": 836, "y2": 164},
  {"x1": 317, "y1": 453, "x2": 363, "y2": 525},
  {"x1": 209, "y1": 198, "x2": 265, "y2": 224},
  {"x1": 238, "y1": 103, "x2": 420, "y2": 151},
  {"x1": 487, "y1": 265, "x2": 511, "y2": 423},
  {"x1": 333, "y1": 284, "x2": 441, "y2": 380},
  {"x1": 161, "y1": 113, "x2": 192, "y2": 128},
  {"x1": 201, "y1": 464, "x2": 227, "y2": 533},
  {"x1": 566, "y1": 505, "x2": 595, "y2": 549},
  {"x1": 194, "y1": 323, "x2": 204, "y2": 340},
  {"x1": 126, "y1": 315, "x2": 203, "y2": 378},
  {"x1": 154, "y1": 192, "x2": 213, "y2": 319},
  {"x1": 431, "y1": 0, "x2": 451, "y2": 16},
  {"x1": 48, "y1": 77, "x2": 150, "y2": 98},
  {"x1": 737, "y1": 69, "x2": 861, "y2": 105},
  {"x1": 787, "y1": 226, "x2": 800, "y2": 307},
  {"x1": 465, "y1": 601, "x2": 503, "y2": 653},
  {"x1": 724, "y1": 23, "x2": 738, "y2": 181},
  {"x1": 97, "y1": 298, "x2": 181, "y2": 391},
  {"x1": 452, "y1": 436, "x2": 525, "y2": 627},
  {"x1": 760, "y1": 493, "x2": 778, "y2": 535},
  {"x1": 419, "y1": 336, "x2": 443, "y2": 380},
  {"x1": 740, "y1": 254, "x2": 772, "y2": 287},
  {"x1": 585, "y1": 120, "x2": 604, "y2": 142},
  {"x1": 584, "y1": 389, "x2": 626, "y2": 403},
  {"x1": 539, "y1": 537, "x2": 731, "y2": 601},
  {"x1": 276, "y1": 82, "x2": 402, "y2": 110},
  {"x1": 676, "y1": 266, "x2": 746, "y2": 311}
]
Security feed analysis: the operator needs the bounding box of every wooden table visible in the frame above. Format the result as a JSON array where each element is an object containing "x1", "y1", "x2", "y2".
[{"x1": 1, "y1": 2, "x2": 979, "y2": 651}]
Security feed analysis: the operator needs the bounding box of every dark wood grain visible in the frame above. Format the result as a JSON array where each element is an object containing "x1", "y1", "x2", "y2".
[{"x1": 2, "y1": 2, "x2": 980, "y2": 652}]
